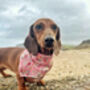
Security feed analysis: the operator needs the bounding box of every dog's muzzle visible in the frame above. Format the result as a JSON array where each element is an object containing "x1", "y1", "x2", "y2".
[{"x1": 44, "y1": 37, "x2": 54, "y2": 48}]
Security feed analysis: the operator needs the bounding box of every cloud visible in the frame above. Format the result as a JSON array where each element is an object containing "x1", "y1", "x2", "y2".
[
  {"x1": 0, "y1": 0, "x2": 90, "y2": 47},
  {"x1": 0, "y1": 38, "x2": 24, "y2": 47},
  {"x1": 0, "y1": 31, "x2": 9, "y2": 37}
]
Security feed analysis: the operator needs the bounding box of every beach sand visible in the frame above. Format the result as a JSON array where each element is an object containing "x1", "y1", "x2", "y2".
[{"x1": 0, "y1": 49, "x2": 90, "y2": 90}]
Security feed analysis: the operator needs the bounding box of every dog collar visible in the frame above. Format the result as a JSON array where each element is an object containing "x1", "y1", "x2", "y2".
[{"x1": 19, "y1": 49, "x2": 53, "y2": 79}]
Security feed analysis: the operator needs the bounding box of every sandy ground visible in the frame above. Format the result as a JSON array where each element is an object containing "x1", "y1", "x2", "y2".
[
  {"x1": 0, "y1": 49, "x2": 90, "y2": 90},
  {"x1": 45, "y1": 49, "x2": 90, "y2": 80}
]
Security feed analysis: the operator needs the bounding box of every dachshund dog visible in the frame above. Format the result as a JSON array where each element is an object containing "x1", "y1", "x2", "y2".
[{"x1": 0, "y1": 18, "x2": 61, "y2": 90}]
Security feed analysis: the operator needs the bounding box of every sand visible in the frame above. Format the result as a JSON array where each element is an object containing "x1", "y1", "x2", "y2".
[
  {"x1": 0, "y1": 49, "x2": 90, "y2": 90},
  {"x1": 44, "y1": 49, "x2": 90, "y2": 80}
]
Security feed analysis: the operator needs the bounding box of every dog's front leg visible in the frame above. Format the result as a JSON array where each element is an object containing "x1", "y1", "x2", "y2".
[
  {"x1": 16, "y1": 75, "x2": 27, "y2": 90},
  {"x1": 37, "y1": 80, "x2": 45, "y2": 86}
]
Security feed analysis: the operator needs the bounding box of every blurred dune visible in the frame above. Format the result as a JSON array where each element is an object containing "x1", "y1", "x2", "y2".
[{"x1": 75, "y1": 39, "x2": 90, "y2": 49}]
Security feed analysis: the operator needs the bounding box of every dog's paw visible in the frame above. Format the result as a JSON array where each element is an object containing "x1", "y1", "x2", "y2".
[
  {"x1": 37, "y1": 80, "x2": 45, "y2": 86},
  {"x1": 4, "y1": 74, "x2": 12, "y2": 78}
]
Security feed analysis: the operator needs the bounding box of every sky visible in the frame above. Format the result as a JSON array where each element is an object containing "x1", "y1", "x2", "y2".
[{"x1": 0, "y1": 0, "x2": 90, "y2": 47}]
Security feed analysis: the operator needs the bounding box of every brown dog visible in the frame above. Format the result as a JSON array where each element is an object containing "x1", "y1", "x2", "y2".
[{"x1": 0, "y1": 18, "x2": 61, "y2": 90}]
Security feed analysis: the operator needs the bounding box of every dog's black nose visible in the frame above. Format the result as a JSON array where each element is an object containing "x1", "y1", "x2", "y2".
[{"x1": 45, "y1": 38, "x2": 54, "y2": 48}]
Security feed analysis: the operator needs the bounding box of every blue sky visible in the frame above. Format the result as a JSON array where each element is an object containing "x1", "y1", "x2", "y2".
[{"x1": 0, "y1": 0, "x2": 90, "y2": 47}]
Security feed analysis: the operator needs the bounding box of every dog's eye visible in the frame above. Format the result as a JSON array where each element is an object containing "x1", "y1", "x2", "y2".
[
  {"x1": 51, "y1": 24, "x2": 57, "y2": 30},
  {"x1": 35, "y1": 24, "x2": 42, "y2": 30}
]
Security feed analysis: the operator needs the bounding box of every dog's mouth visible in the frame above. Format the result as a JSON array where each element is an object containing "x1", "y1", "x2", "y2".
[
  {"x1": 38, "y1": 43, "x2": 53, "y2": 55},
  {"x1": 38, "y1": 43, "x2": 54, "y2": 55},
  {"x1": 41, "y1": 47, "x2": 54, "y2": 55}
]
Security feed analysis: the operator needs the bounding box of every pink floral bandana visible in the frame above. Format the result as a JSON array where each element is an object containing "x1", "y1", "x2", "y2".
[{"x1": 19, "y1": 49, "x2": 53, "y2": 80}]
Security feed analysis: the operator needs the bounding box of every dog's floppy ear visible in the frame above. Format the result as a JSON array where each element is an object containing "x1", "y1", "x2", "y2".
[
  {"x1": 24, "y1": 25, "x2": 38, "y2": 55},
  {"x1": 56, "y1": 28, "x2": 60, "y2": 41},
  {"x1": 54, "y1": 28, "x2": 61, "y2": 56}
]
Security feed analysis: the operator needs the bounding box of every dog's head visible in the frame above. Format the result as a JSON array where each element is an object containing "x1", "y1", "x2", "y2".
[{"x1": 24, "y1": 18, "x2": 61, "y2": 55}]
